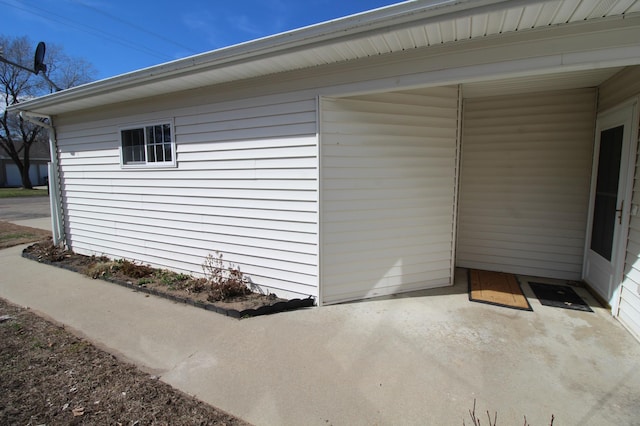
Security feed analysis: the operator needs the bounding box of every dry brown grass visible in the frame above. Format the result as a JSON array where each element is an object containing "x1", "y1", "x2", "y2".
[
  {"x1": 0, "y1": 297, "x2": 250, "y2": 425},
  {"x1": 0, "y1": 221, "x2": 51, "y2": 249}
]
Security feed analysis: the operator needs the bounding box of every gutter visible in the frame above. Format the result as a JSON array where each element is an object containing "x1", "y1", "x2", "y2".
[
  {"x1": 19, "y1": 111, "x2": 65, "y2": 247},
  {"x1": 7, "y1": 0, "x2": 516, "y2": 115}
]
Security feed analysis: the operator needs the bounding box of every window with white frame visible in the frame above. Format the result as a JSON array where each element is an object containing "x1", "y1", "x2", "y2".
[{"x1": 120, "y1": 122, "x2": 175, "y2": 166}]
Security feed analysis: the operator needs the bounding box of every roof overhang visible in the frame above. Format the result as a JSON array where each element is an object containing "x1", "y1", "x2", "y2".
[{"x1": 9, "y1": 0, "x2": 640, "y2": 116}]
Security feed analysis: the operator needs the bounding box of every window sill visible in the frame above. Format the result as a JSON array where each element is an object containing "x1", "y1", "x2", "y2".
[{"x1": 120, "y1": 162, "x2": 178, "y2": 169}]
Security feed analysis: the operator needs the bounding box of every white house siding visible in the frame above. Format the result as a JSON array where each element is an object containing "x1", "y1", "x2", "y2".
[
  {"x1": 320, "y1": 86, "x2": 459, "y2": 304},
  {"x1": 599, "y1": 67, "x2": 640, "y2": 340},
  {"x1": 55, "y1": 93, "x2": 319, "y2": 300},
  {"x1": 618, "y1": 136, "x2": 640, "y2": 339},
  {"x1": 598, "y1": 66, "x2": 640, "y2": 112},
  {"x1": 457, "y1": 88, "x2": 596, "y2": 280}
]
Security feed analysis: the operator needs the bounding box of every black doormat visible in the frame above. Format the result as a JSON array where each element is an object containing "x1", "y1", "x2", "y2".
[{"x1": 528, "y1": 282, "x2": 593, "y2": 312}]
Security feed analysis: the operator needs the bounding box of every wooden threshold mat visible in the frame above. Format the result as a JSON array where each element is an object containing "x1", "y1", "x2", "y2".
[{"x1": 469, "y1": 269, "x2": 532, "y2": 311}]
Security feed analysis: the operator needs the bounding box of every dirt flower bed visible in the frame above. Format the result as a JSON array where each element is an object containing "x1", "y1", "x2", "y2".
[
  {"x1": 0, "y1": 297, "x2": 250, "y2": 425},
  {"x1": 22, "y1": 239, "x2": 314, "y2": 318}
]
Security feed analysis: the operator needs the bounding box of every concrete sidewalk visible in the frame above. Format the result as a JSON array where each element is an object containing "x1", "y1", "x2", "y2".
[
  {"x1": 1, "y1": 240, "x2": 640, "y2": 425},
  {"x1": 8, "y1": 217, "x2": 52, "y2": 231}
]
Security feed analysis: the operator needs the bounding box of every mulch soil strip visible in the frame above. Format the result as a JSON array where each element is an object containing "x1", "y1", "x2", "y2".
[{"x1": 21, "y1": 244, "x2": 314, "y2": 319}]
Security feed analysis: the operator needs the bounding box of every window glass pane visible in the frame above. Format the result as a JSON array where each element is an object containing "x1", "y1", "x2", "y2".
[
  {"x1": 147, "y1": 144, "x2": 156, "y2": 163},
  {"x1": 154, "y1": 126, "x2": 163, "y2": 143},
  {"x1": 163, "y1": 124, "x2": 172, "y2": 142},
  {"x1": 156, "y1": 145, "x2": 164, "y2": 162},
  {"x1": 122, "y1": 128, "x2": 145, "y2": 163}
]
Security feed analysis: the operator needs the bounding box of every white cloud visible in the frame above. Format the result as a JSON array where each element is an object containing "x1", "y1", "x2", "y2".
[
  {"x1": 226, "y1": 15, "x2": 263, "y2": 36},
  {"x1": 181, "y1": 10, "x2": 226, "y2": 48}
]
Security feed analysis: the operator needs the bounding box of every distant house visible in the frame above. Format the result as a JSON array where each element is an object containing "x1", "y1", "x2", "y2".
[
  {"x1": 9, "y1": 0, "x2": 640, "y2": 340},
  {"x1": 0, "y1": 141, "x2": 49, "y2": 187}
]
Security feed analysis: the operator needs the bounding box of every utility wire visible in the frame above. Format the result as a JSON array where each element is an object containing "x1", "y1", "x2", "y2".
[
  {"x1": 0, "y1": 0, "x2": 175, "y2": 61},
  {"x1": 71, "y1": 0, "x2": 199, "y2": 55}
]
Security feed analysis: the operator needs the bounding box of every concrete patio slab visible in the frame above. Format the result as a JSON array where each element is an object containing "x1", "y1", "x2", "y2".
[{"x1": 1, "y1": 243, "x2": 639, "y2": 425}]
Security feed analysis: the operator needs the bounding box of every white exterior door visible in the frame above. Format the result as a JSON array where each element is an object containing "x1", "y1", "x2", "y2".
[{"x1": 583, "y1": 103, "x2": 636, "y2": 304}]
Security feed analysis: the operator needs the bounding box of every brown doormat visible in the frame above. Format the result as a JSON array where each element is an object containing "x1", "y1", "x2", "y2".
[{"x1": 468, "y1": 269, "x2": 532, "y2": 311}]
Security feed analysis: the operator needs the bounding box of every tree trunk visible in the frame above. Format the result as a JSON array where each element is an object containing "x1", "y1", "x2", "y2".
[
  {"x1": 21, "y1": 167, "x2": 33, "y2": 189},
  {"x1": 21, "y1": 155, "x2": 33, "y2": 189}
]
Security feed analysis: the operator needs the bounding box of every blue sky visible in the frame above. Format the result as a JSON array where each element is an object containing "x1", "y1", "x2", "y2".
[{"x1": 2, "y1": 0, "x2": 405, "y2": 81}]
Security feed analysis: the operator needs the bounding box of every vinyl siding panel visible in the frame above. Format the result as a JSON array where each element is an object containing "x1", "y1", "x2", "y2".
[
  {"x1": 598, "y1": 66, "x2": 640, "y2": 113},
  {"x1": 618, "y1": 285, "x2": 640, "y2": 340},
  {"x1": 56, "y1": 94, "x2": 319, "y2": 299},
  {"x1": 320, "y1": 86, "x2": 459, "y2": 304},
  {"x1": 619, "y1": 272, "x2": 640, "y2": 341},
  {"x1": 617, "y1": 124, "x2": 640, "y2": 339},
  {"x1": 457, "y1": 89, "x2": 596, "y2": 279}
]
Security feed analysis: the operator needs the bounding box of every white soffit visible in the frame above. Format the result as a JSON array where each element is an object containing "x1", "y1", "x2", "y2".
[{"x1": 11, "y1": 0, "x2": 640, "y2": 115}]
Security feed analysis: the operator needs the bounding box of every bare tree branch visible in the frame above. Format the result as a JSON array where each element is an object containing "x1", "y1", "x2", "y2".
[{"x1": 0, "y1": 35, "x2": 96, "y2": 188}]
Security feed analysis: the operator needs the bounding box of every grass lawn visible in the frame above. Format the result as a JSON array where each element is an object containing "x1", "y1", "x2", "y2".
[
  {"x1": 0, "y1": 188, "x2": 48, "y2": 198},
  {"x1": 0, "y1": 221, "x2": 51, "y2": 249}
]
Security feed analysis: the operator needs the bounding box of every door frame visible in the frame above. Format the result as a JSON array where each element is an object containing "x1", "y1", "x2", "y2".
[{"x1": 583, "y1": 98, "x2": 639, "y2": 314}]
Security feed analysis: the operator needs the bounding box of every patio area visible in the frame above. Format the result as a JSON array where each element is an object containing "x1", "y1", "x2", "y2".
[{"x1": 1, "y1": 243, "x2": 639, "y2": 425}]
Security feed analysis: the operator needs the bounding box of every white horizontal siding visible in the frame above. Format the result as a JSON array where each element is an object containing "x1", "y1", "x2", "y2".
[
  {"x1": 616, "y1": 123, "x2": 640, "y2": 340},
  {"x1": 618, "y1": 286, "x2": 640, "y2": 340},
  {"x1": 56, "y1": 93, "x2": 319, "y2": 299},
  {"x1": 321, "y1": 86, "x2": 459, "y2": 304},
  {"x1": 457, "y1": 88, "x2": 596, "y2": 279},
  {"x1": 598, "y1": 66, "x2": 640, "y2": 112}
]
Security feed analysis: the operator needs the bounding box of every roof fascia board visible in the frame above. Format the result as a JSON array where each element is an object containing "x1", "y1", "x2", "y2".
[
  {"x1": 6, "y1": 0, "x2": 522, "y2": 114},
  {"x1": 203, "y1": 14, "x2": 640, "y2": 101},
  {"x1": 183, "y1": 13, "x2": 640, "y2": 101},
  {"x1": 319, "y1": 15, "x2": 640, "y2": 96},
  {"x1": 82, "y1": 13, "x2": 640, "y2": 119},
  {"x1": 24, "y1": 11, "x2": 640, "y2": 119}
]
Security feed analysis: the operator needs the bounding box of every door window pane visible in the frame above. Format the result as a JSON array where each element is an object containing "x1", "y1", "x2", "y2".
[{"x1": 590, "y1": 125, "x2": 623, "y2": 261}]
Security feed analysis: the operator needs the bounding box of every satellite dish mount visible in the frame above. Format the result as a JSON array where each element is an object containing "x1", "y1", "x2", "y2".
[{"x1": 0, "y1": 41, "x2": 60, "y2": 91}]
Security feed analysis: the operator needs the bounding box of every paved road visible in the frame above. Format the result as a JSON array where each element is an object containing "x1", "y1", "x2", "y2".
[{"x1": 0, "y1": 197, "x2": 51, "y2": 221}]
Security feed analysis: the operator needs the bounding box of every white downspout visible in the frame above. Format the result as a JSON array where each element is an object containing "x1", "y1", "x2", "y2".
[{"x1": 19, "y1": 111, "x2": 65, "y2": 247}]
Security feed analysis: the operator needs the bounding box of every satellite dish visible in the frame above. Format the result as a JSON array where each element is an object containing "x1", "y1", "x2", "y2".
[{"x1": 33, "y1": 42, "x2": 47, "y2": 75}]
